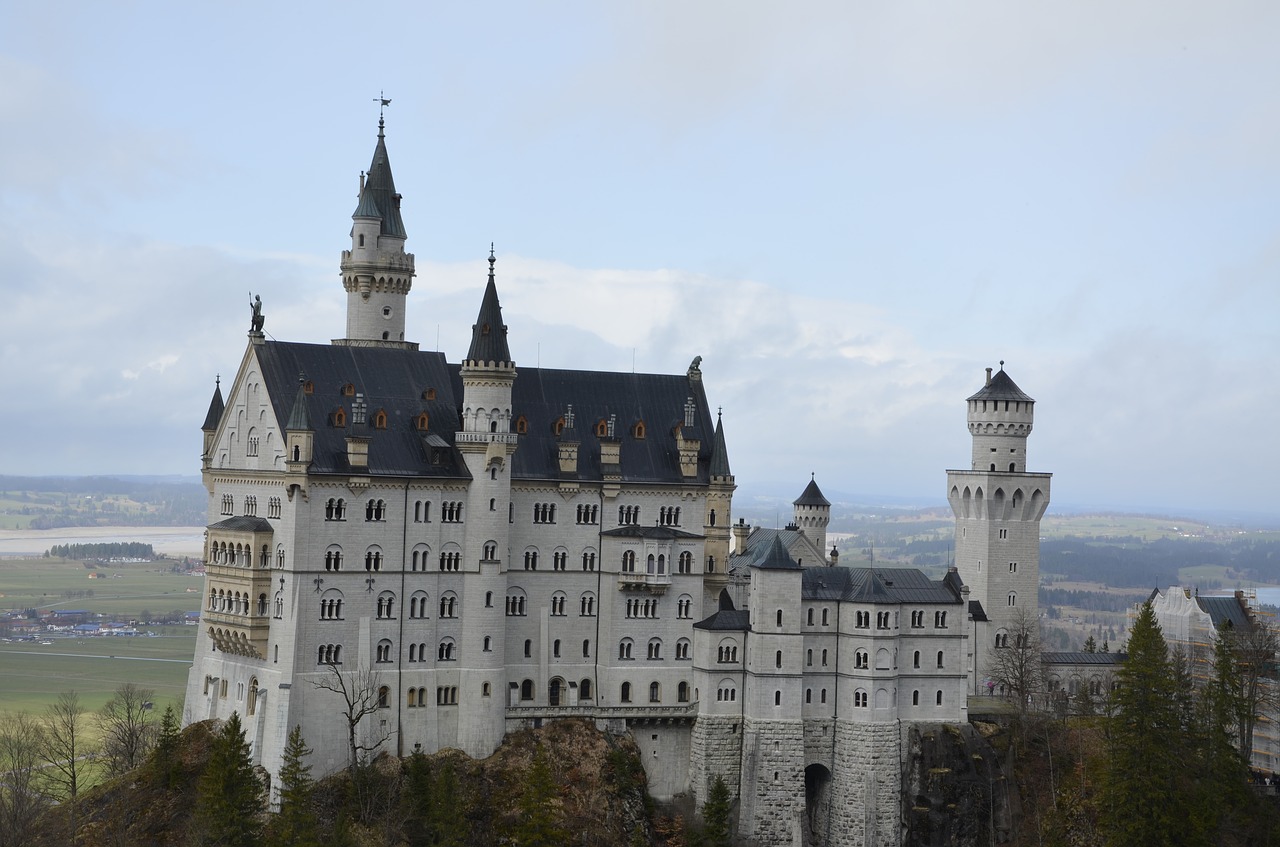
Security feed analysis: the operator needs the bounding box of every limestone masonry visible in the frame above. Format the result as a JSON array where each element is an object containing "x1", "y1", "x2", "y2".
[{"x1": 185, "y1": 117, "x2": 1052, "y2": 846}]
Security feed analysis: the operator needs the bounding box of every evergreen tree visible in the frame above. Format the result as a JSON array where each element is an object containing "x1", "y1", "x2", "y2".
[
  {"x1": 509, "y1": 743, "x2": 567, "y2": 847},
  {"x1": 1082, "y1": 635, "x2": 1097, "y2": 653},
  {"x1": 271, "y1": 725, "x2": 320, "y2": 846},
  {"x1": 402, "y1": 754, "x2": 466, "y2": 847},
  {"x1": 700, "y1": 775, "x2": 732, "y2": 847},
  {"x1": 153, "y1": 704, "x2": 183, "y2": 789},
  {"x1": 191, "y1": 713, "x2": 263, "y2": 847},
  {"x1": 1101, "y1": 602, "x2": 1180, "y2": 847}
]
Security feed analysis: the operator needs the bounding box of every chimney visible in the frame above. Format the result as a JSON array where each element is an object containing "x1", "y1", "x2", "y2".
[{"x1": 985, "y1": 367, "x2": 992, "y2": 386}]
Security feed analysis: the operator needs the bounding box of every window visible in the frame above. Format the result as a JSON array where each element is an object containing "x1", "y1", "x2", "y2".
[
  {"x1": 365, "y1": 499, "x2": 386, "y2": 521},
  {"x1": 438, "y1": 686, "x2": 458, "y2": 705},
  {"x1": 1008, "y1": 561, "x2": 1017, "y2": 573},
  {"x1": 675, "y1": 638, "x2": 691, "y2": 660},
  {"x1": 553, "y1": 550, "x2": 567, "y2": 571},
  {"x1": 716, "y1": 683, "x2": 737, "y2": 702},
  {"x1": 911, "y1": 610, "x2": 924, "y2": 628},
  {"x1": 409, "y1": 592, "x2": 429, "y2": 618},
  {"x1": 718, "y1": 641, "x2": 739, "y2": 663},
  {"x1": 677, "y1": 595, "x2": 692, "y2": 619},
  {"x1": 807, "y1": 608, "x2": 815, "y2": 626},
  {"x1": 268, "y1": 497, "x2": 281, "y2": 519},
  {"x1": 820, "y1": 689, "x2": 827, "y2": 704},
  {"x1": 658, "y1": 506, "x2": 680, "y2": 526},
  {"x1": 246, "y1": 434, "x2": 259, "y2": 457},
  {"x1": 533, "y1": 503, "x2": 556, "y2": 524},
  {"x1": 221, "y1": 494, "x2": 233, "y2": 515},
  {"x1": 483, "y1": 542, "x2": 497, "y2": 561},
  {"x1": 855, "y1": 650, "x2": 869, "y2": 669},
  {"x1": 581, "y1": 550, "x2": 597, "y2": 571},
  {"x1": 1007, "y1": 592, "x2": 1017, "y2": 607},
  {"x1": 621, "y1": 682, "x2": 632, "y2": 703},
  {"x1": 320, "y1": 593, "x2": 344, "y2": 620},
  {"x1": 523, "y1": 550, "x2": 538, "y2": 570},
  {"x1": 625, "y1": 598, "x2": 659, "y2": 619},
  {"x1": 822, "y1": 607, "x2": 829, "y2": 626},
  {"x1": 619, "y1": 639, "x2": 634, "y2": 660},
  {"x1": 583, "y1": 639, "x2": 591, "y2": 658},
  {"x1": 876, "y1": 611, "x2": 891, "y2": 629},
  {"x1": 364, "y1": 549, "x2": 382, "y2": 571},
  {"x1": 580, "y1": 679, "x2": 593, "y2": 700},
  {"x1": 678, "y1": 681, "x2": 690, "y2": 703},
  {"x1": 647, "y1": 639, "x2": 662, "y2": 660},
  {"x1": 515, "y1": 415, "x2": 528, "y2": 434},
  {"x1": 482, "y1": 637, "x2": 491, "y2": 652},
  {"x1": 550, "y1": 593, "x2": 567, "y2": 616},
  {"x1": 913, "y1": 651, "x2": 920, "y2": 668},
  {"x1": 318, "y1": 644, "x2": 342, "y2": 664},
  {"x1": 505, "y1": 591, "x2": 526, "y2": 616},
  {"x1": 243, "y1": 495, "x2": 257, "y2": 516},
  {"x1": 821, "y1": 649, "x2": 828, "y2": 667},
  {"x1": 934, "y1": 611, "x2": 948, "y2": 628},
  {"x1": 441, "y1": 501, "x2": 463, "y2": 523},
  {"x1": 619, "y1": 505, "x2": 640, "y2": 526},
  {"x1": 438, "y1": 551, "x2": 461, "y2": 571},
  {"x1": 579, "y1": 593, "x2": 596, "y2": 616},
  {"x1": 912, "y1": 690, "x2": 920, "y2": 706},
  {"x1": 775, "y1": 650, "x2": 783, "y2": 669},
  {"x1": 776, "y1": 609, "x2": 783, "y2": 628},
  {"x1": 439, "y1": 593, "x2": 457, "y2": 618},
  {"x1": 376, "y1": 639, "x2": 392, "y2": 663},
  {"x1": 649, "y1": 681, "x2": 660, "y2": 703},
  {"x1": 854, "y1": 690, "x2": 868, "y2": 708},
  {"x1": 678, "y1": 551, "x2": 693, "y2": 573},
  {"x1": 576, "y1": 504, "x2": 599, "y2": 525},
  {"x1": 936, "y1": 691, "x2": 943, "y2": 706},
  {"x1": 438, "y1": 639, "x2": 456, "y2": 661},
  {"x1": 856, "y1": 611, "x2": 870, "y2": 629},
  {"x1": 937, "y1": 651, "x2": 944, "y2": 668},
  {"x1": 998, "y1": 528, "x2": 1008, "y2": 539},
  {"x1": 807, "y1": 649, "x2": 813, "y2": 667},
  {"x1": 806, "y1": 689, "x2": 812, "y2": 704},
  {"x1": 634, "y1": 421, "x2": 647, "y2": 439},
  {"x1": 377, "y1": 686, "x2": 389, "y2": 708},
  {"x1": 373, "y1": 410, "x2": 387, "y2": 430},
  {"x1": 376, "y1": 592, "x2": 395, "y2": 619},
  {"x1": 524, "y1": 639, "x2": 532, "y2": 658},
  {"x1": 621, "y1": 551, "x2": 636, "y2": 572},
  {"x1": 774, "y1": 691, "x2": 781, "y2": 706}
]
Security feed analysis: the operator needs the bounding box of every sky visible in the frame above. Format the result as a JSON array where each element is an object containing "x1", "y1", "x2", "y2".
[{"x1": 1, "y1": 2, "x2": 1277, "y2": 519}]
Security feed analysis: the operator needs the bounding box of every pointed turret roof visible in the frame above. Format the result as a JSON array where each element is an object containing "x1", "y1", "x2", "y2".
[
  {"x1": 465, "y1": 248, "x2": 512, "y2": 364},
  {"x1": 710, "y1": 411, "x2": 731, "y2": 477},
  {"x1": 351, "y1": 117, "x2": 407, "y2": 239},
  {"x1": 286, "y1": 375, "x2": 311, "y2": 431},
  {"x1": 201, "y1": 377, "x2": 224, "y2": 431},
  {"x1": 752, "y1": 533, "x2": 801, "y2": 570},
  {"x1": 967, "y1": 363, "x2": 1034, "y2": 403},
  {"x1": 793, "y1": 474, "x2": 829, "y2": 507}
]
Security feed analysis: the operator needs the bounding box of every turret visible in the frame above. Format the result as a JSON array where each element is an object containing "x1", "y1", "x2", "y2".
[
  {"x1": 792, "y1": 474, "x2": 830, "y2": 561},
  {"x1": 201, "y1": 376, "x2": 225, "y2": 468},
  {"x1": 967, "y1": 361, "x2": 1035, "y2": 472},
  {"x1": 704, "y1": 409, "x2": 735, "y2": 588},
  {"x1": 335, "y1": 116, "x2": 417, "y2": 349}
]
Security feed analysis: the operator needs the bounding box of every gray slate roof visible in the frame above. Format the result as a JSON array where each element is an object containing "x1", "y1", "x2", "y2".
[
  {"x1": 752, "y1": 534, "x2": 801, "y2": 571},
  {"x1": 800, "y1": 567, "x2": 963, "y2": 605},
  {"x1": 465, "y1": 254, "x2": 512, "y2": 365},
  {"x1": 202, "y1": 380, "x2": 225, "y2": 431},
  {"x1": 352, "y1": 120, "x2": 407, "y2": 239},
  {"x1": 208, "y1": 516, "x2": 274, "y2": 533},
  {"x1": 967, "y1": 367, "x2": 1034, "y2": 403},
  {"x1": 793, "y1": 475, "x2": 830, "y2": 507},
  {"x1": 693, "y1": 589, "x2": 751, "y2": 631},
  {"x1": 1196, "y1": 595, "x2": 1253, "y2": 631},
  {"x1": 253, "y1": 340, "x2": 720, "y2": 483},
  {"x1": 1043, "y1": 652, "x2": 1128, "y2": 666},
  {"x1": 709, "y1": 414, "x2": 731, "y2": 477}
]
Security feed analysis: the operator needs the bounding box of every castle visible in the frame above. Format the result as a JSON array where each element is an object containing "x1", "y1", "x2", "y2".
[{"x1": 185, "y1": 118, "x2": 1053, "y2": 846}]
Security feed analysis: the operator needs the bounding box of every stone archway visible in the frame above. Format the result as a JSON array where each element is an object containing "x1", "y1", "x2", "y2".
[{"x1": 804, "y1": 763, "x2": 833, "y2": 845}]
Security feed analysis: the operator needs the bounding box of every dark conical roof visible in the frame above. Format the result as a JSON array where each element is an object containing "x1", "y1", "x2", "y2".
[
  {"x1": 351, "y1": 118, "x2": 407, "y2": 239},
  {"x1": 967, "y1": 365, "x2": 1034, "y2": 403},
  {"x1": 793, "y1": 474, "x2": 829, "y2": 507},
  {"x1": 710, "y1": 412, "x2": 731, "y2": 477},
  {"x1": 201, "y1": 378, "x2": 225, "y2": 431},
  {"x1": 465, "y1": 250, "x2": 512, "y2": 364},
  {"x1": 286, "y1": 375, "x2": 311, "y2": 431},
  {"x1": 753, "y1": 533, "x2": 801, "y2": 570}
]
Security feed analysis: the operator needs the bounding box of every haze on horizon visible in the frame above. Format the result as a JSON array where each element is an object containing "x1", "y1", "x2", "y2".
[{"x1": 1, "y1": 3, "x2": 1277, "y2": 519}]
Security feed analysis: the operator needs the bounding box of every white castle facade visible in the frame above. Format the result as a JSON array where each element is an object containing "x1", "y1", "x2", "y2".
[{"x1": 184, "y1": 119, "x2": 1052, "y2": 846}]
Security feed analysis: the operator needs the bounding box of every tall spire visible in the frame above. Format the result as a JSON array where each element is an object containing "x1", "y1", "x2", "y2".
[
  {"x1": 465, "y1": 245, "x2": 513, "y2": 365},
  {"x1": 710, "y1": 409, "x2": 732, "y2": 477},
  {"x1": 352, "y1": 116, "x2": 406, "y2": 239},
  {"x1": 202, "y1": 376, "x2": 225, "y2": 432}
]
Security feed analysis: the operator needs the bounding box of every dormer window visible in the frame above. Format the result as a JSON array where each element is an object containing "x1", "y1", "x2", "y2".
[
  {"x1": 358, "y1": 233, "x2": 365, "y2": 247},
  {"x1": 342, "y1": 383, "x2": 355, "y2": 397},
  {"x1": 632, "y1": 421, "x2": 646, "y2": 439},
  {"x1": 553, "y1": 417, "x2": 565, "y2": 436},
  {"x1": 481, "y1": 323, "x2": 491, "y2": 335},
  {"x1": 595, "y1": 419, "x2": 609, "y2": 437},
  {"x1": 332, "y1": 408, "x2": 347, "y2": 428},
  {"x1": 415, "y1": 412, "x2": 429, "y2": 431},
  {"x1": 423, "y1": 388, "x2": 436, "y2": 401},
  {"x1": 515, "y1": 416, "x2": 528, "y2": 434},
  {"x1": 374, "y1": 410, "x2": 388, "y2": 430},
  {"x1": 303, "y1": 380, "x2": 314, "y2": 395}
]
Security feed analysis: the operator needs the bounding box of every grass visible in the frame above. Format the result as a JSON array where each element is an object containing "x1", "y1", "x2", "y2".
[{"x1": 0, "y1": 556, "x2": 204, "y2": 617}]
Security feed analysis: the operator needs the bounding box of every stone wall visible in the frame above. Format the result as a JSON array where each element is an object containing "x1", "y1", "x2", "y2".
[
  {"x1": 829, "y1": 721, "x2": 902, "y2": 847},
  {"x1": 740, "y1": 717, "x2": 806, "y2": 847},
  {"x1": 688, "y1": 714, "x2": 742, "y2": 806}
]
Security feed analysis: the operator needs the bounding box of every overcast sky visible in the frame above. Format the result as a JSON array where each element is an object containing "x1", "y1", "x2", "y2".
[{"x1": 2, "y1": 3, "x2": 1277, "y2": 518}]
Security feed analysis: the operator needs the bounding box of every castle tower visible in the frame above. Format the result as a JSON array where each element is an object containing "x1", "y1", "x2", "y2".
[
  {"x1": 704, "y1": 410, "x2": 734, "y2": 596},
  {"x1": 200, "y1": 376, "x2": 224, "y2": 470},
  {"x1": 335, "y1": 116, "x2": 417, "y2": 348},
  {"x1": 792, "y1": 474, "x2": 830, "y2": 562},
  {"x1": 946, "y1": 364, "x2": 1051, "y2": 695},
  {"x1": 454, "y1": 248, "x2": 518, "y2": 755}
]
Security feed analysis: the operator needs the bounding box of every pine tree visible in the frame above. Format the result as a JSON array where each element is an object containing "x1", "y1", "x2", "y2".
[
  {"x1": 700, "y1": 775, "x2": 732, "y2": 847},
  {"x1": 271, "y1": 725, "x2": 320, "y2": 846},
  {"x1": 509, "y1": 743, "x2": 567, "y2": 847},
  {"x1": 1083, "y1": 635, "x2": 1097, "y2": 653},
  {"x1": 153, "y1": 704, "x2": 183, "y2": 789},
  {"x1": 1101, "y1": 602, "x2": 1180, "y2": 847},
  {"x1": 191, "y1": 713, "x2": 263, "y2": 847}
]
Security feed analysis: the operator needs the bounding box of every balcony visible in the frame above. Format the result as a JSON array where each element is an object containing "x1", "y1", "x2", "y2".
[{"x1": 617, "y1": 572, "x2": 671, "y2": 594}]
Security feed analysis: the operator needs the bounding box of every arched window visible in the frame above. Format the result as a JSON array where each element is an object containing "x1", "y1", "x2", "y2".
[
  {"x1": 377, "y1": 686, "x2": 389, "y2": 709},
  {"x1": 855, "y1": 649, "x2": 869, "y2": 669},
  {"x1": 678, "y1": 681, "x2": 689, "y2": 703},
  {"x1": 437, "y1": 638, "x2": 456, "y2": 661},
  {"x1": 521, "y1": 679, "x2": 534, "y2": 701},
  {"x1": 647, "y1": 638, "x2": 662, "y2": 660},
  {"x1": 376, "y1": 591, "x2": 395, "y2": 619},
  {"x1": 580, "y1": 679, "x2": 593, "y2": 701},
  {"x1": 619, "y1": 639, "x2": 634, "y2": 660},
  {"x1": 649, "y1": 681, "x2": 660, "y2": 703},
  {"x1": 622, "y1": 550, "x2": 636, "y2": 572},
  {"x1": 376, "y1": 639, "x2": 392, "y2": 663},
  {"x1": 936, "y1": 650, "x2": 944, "y2": 668},
  {"x1": 676, "y1": 638, "x2": 691, "y2": 660},
  {"x1": 621, "y1": 682, "x2": 632, "y2": 703}
]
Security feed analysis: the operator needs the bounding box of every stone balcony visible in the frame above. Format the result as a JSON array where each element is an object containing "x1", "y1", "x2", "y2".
[{"x1": 617, "y1": 572, "x2": 672, "y2": 594}]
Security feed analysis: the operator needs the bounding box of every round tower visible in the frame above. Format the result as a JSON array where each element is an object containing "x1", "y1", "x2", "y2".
[
  {"x1": 337, "y1": 116, "x2": 417, "y2": 348},
  {"x1": 792, "y1": 474, "x2": 831, "y2": 562},
  {"x1": 967, "y1": 362, "x2": 1035, "y2": 473}
]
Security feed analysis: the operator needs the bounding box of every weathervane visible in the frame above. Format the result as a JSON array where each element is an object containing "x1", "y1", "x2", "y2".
[{"x1": 373, "y1": 91, "x2": 391, "y2": 119}]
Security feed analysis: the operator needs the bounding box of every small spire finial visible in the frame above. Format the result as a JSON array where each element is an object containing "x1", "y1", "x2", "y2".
[
  {"x1": 488, "y1": 244, "x2": 496, "y2": 281},
  {"x1": 373, "y1": 91, "x2": 391, "y2": 131},
  {"x1": 999, "y1": 359, "x2": 1005, "y2": 370},
  {"x1": 717, "y1": 406, "x2": 722, "y2": 420},
  {"x1": 215, "y1": 374, "x2": 220, "y2": 387}
]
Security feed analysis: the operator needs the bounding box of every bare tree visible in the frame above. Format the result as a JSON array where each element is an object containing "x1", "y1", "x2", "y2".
[
  {"x1": 43, "y1": 690, "x2": 95, "y2": 845},
  {"x1": 0, "y1": 712, "x2": 49, "y2": 846},
  {"x1": 309, "y1": 663, "x2": 391, "y2": 772},
  {"x1": 1226, "y1": 617, "x2": 1280, "y2": 762},
  {"x1": 989, "y1": 607, "x2": 1045, "y2": 715},
  {"x1": 97, "y1": 682, "x2": 157, "y2": 776}
]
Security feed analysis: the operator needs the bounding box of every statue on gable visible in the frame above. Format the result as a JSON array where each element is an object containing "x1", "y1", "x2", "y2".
[{"x1": 249, "y1": 293, "x2": 265, "y2": 333}]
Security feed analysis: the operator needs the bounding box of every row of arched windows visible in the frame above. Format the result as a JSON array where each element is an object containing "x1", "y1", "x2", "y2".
[
  {"x1": 207, "y1": 588, "x2": 268, "y2": 617},
  {"x1": 618, "y1": 637, "x2": 691, "y2": 660}
]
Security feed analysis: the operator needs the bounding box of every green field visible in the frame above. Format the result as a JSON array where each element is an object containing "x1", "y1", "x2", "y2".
[{"x1": 0, "y1": 556, "x2": 200, "y2": 717}]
